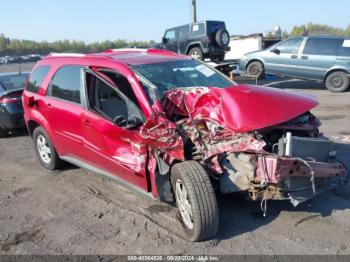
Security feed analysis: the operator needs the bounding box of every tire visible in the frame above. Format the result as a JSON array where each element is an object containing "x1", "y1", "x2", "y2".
[
  {"x1": 188, "y1": 47, "x2": 204, "y2": 61},
  {"x1": 171, "y1": 161, "x2": 219, "y2": 242},
  {"x1": 33, "y1": 126, "x2": 62, "y2": 170},
  {"x1": 247, "y1": 61, "x2": 265, "y2": 79},
  {"x1": 215, "y1": 29, "x2": 230, "y2": 47},
  {"x1": 325, "y1": 71, "x2": 350, "y2": 92},
  {"x1": 211, "y1": 54, "x2": 225, "y2": 62},
  {"x1": 0, "y1": 127, "x2": 7, "y2": 138}
]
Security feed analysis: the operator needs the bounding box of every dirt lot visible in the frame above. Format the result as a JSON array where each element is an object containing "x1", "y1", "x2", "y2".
[{"x1": 0, "y1": 64, "x2": 350, "y2": 255}]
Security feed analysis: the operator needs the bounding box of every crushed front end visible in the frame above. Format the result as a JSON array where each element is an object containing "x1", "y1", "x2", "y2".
[{"x1": 161, "y1": 85, "x2": 347, "y2": 208}]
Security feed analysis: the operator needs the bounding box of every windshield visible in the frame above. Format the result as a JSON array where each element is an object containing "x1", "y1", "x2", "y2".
[{"x1": 131, "y1": 59, "x2": 234, "y2": 99}]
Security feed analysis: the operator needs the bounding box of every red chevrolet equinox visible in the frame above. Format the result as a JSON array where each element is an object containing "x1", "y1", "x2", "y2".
[{"x1": 23, "y1": 49, "x2": 346, "y2": 241}]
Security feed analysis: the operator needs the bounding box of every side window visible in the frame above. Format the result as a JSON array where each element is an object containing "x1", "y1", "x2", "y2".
[
  {"x1": 303, "y1": 38, "x2": 343, "y2": 56},
  {"x1": 191, "y1": 23, "x2": 205, "y2": 36},
  {"x1": 26, "y1": 66, "x2": 51, "y2": 93},
  {"x1": 165, "y1": 29, "x2": 176, "y2": 41},
  {"x1": 48, "y1": 66, "x2": 81, "y2": 104},
  {"x1": 276, "y1": 38, "x2": 303, "y2": 54},
  {"x1": 85, "y1": 71, "x2": 144, "y2": 122},
  {"x1": 178, "y1": 26, "x2": 189, "y2": 39}
]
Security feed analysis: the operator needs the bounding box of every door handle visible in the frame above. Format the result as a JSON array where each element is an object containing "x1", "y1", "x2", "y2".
[
  {"x1": 291, "y1": 55, "x2": 298, "y2": 59},
  {"x1": 46, "y1": 102, "x2": 52, "y2": 108},
  {"x1": 301, "y1": 55, "x2": 308, "y2": 60}
]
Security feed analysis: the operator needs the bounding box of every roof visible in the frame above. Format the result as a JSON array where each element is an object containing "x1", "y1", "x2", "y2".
[{"x1": 45, "y1": 48, "x2": 189, "y2": 66}]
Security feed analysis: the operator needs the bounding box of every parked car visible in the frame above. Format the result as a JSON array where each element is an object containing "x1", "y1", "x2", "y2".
[
  {"x1": 0, "y1": 72, "x2": 29, "y2": 137},
  {"x1": 160, "y1": 21, "x2": 230, "y2": 61},
  {"x1": 239, "y1": 36, "x2": 350, "y2": 92},
  {"x1": 23, "y1": 49, "x2": 345, "y2": 241}
]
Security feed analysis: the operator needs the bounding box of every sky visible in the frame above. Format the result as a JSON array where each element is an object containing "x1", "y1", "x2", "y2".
[{"x1": 1, "y1": 0, "x2": 349, "y2": 42}]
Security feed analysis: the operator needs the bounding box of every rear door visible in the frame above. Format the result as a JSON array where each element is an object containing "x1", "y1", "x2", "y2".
[
  {"x1": 300, "y1": 37, "x2": 343, "y2": 79},
  {"x1": 80, "y1": 68, "x2": 149, "y2": 191},
  {"x1": 40, "y1": 65, "x2": 86, "y2": 158},
  {"x1": 265, "y1": 38, "x2": 304, "y2": 76},
  {"x1": 178, "y1": 25, "x2": 190, "y2": 54}
]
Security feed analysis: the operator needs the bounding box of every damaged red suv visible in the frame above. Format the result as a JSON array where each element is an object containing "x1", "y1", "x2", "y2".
[{"x1": 23, "y1": 49, "x2": 346, "y2": 241}]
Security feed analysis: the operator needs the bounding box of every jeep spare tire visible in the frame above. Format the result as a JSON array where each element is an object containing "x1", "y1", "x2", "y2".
[{"x1": 215, "y1": 29, "x2": 230, "y2": 47}]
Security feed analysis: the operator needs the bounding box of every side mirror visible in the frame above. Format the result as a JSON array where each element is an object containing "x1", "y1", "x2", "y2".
[
  {"x1": 113, "y1": 115, "x2": 143, "y2": 129},
  {"x1": 162, "y1": 37, "x2": 167, "y2": 44},
  {"x1": 272, "y1": 48, "x2": 281, "y2": 55},
  {"x1": 126, "y1": 115, "x2": 143, "y2": 129}
]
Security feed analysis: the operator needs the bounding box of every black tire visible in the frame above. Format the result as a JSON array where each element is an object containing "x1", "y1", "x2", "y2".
[
  {"x1": 33, "y1": 126, "x2": 62, "y2": 170},
  {"x1": 171, "y1": 161, "x2": 219, "y2": 242},
  {"x1": 215, "y1": 29, "x2": 230, "y2": 47},
  {"x1": 188, "y1": 47, "x2": 204, "y2": 61},
  {"x1": 325, "y1": 71, "x2": 350, "y2": 92},
  {"x1": 211, "y1": 54, "x2": 225, "y2": 62},
  {"x1": 247, "y1": 61, "x2": 265, "y2": 79},
  {"x1": 0, "y1": 127, "x2": 8, "y2": 138}
]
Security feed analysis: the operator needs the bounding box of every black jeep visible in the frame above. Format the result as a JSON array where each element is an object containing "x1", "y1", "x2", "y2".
[{"x1": 160, "y1": 21, "x2": 230, "y2": 61}]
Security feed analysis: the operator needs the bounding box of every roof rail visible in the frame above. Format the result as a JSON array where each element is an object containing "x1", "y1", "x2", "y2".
[
  {"x1": 104, "y1": 48, "x2": 147, "y2": 53},
  {"x1": 103, "y1": 48, "x2": 178, "y2": 56},
  {"x1": 49, "y1": 53, "x2": 86, "y2": 57}
]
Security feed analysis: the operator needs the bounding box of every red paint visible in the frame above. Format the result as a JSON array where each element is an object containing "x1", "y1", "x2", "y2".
[{"x1": 163, "y1": 85, "x2": 319, "y2": 133}]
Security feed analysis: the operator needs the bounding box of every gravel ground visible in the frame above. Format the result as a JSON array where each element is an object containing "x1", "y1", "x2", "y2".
[{"x1": 0, "y1": 64, "x2": 350, "y2": 255}]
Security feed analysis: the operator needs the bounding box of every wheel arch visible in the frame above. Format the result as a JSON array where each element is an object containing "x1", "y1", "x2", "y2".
[
  {"x1": 186, "y1": 43, "x2": 203, "y2": 55},
  {"x1": 324, "y1": 68, "x2": 350, "y2": 82},
  {"x1": 246, "y1": 59, "x2": 265, "y2": 70}
]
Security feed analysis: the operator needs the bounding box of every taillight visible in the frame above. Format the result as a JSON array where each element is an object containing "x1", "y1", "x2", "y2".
[{"x1": 0, "y1": 96, "x2": 22, "y2": 104}]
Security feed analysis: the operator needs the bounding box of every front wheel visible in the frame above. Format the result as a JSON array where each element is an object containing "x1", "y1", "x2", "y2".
[
  {"x1": 247, "y1": 61, "x2": 265, "y2": 79},
  {"x1": 325, "y1": 71, "x2": 350, "y2": 92},
  {"x1": 171, "y1": 161, "x2": 219, "y2": 241}
]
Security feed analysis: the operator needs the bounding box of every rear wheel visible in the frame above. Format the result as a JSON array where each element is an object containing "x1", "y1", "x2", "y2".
[
  {"x1": 0, "y1": 127, "x2": 7, "y2": 138},
  {"x1": 171, "y1": 161, "x2": 219, "y2": 242},
  {"x1": 188, "y1": 47, "x2": 204, "y2": 61},
  {"x1": 325, "y1": 71, "x2": 350, "y2": 92},
  {"x1": 247, "y1": 61, "x2": 265, "y2": 79},
  {"x1": 33, "y1": 126, "x2": 62, "y2": 170}
]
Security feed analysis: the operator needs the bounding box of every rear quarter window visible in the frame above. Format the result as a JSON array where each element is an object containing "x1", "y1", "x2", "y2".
[
  {"x1": 26, "y1": 66, "x2": 51, "y2": 93},
  {"x1": 191, "y1": 23, "x2": 205, "y2": 36}
]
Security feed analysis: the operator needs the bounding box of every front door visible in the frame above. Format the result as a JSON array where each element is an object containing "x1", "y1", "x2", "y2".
[
  {"x1": 163, "y1": 28, "x2": 178, "y2": 53},
  {"x1": 81, "y1": 68, "x2": 149, "y2": 191},
  {"x1": 265, "y1": 38, "x2": 304, "y2": 77}
]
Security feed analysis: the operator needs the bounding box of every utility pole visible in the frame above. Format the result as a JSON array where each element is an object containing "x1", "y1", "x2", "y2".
[{"x1": 191, "y1": 0, "x2": 197, "y2": 23}]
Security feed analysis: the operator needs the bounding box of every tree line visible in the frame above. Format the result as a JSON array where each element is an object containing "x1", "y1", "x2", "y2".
[
  {"x1": 0, "y1": 35, "x2": 156, "y2": 56},
  {"x1": 283, "y1": 22, "x2": 350, "y2": 37},
  {"x1": 1, "y1": 23, "x2": 349, "y2": 56}
]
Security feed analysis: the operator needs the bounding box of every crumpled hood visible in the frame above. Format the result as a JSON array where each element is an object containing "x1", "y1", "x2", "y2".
[{"x1": 162, "y1": 84, "x2": 319, "y2": 133}]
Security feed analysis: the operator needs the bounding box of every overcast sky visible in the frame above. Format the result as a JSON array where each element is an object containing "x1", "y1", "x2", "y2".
[{"x1": 1, "y1": 0, "x2": 349, "y2": 42}]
